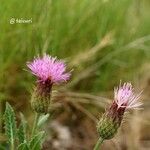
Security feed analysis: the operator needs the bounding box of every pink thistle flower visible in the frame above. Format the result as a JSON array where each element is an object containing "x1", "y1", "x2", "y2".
[
  {"x1": 114, "y1": 82, "x2": 142, "y2": 109},
  {"x1": 97, "y1": 82, "x2": 142, "y2": 141},
  {"x1": 27, "y1": 54, "x2": 71, "y2": 113},
  {"x1": 27, "y1": 54, "x2": 71, "y2": 84}
]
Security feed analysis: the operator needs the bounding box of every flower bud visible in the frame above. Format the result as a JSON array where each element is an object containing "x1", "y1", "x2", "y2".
[
  {"x1": 31, "y1": 80, "x2": 52, "y2": 114},
  {"x1": 97, "y1": 101, "x2": 124, "y2": 140}
]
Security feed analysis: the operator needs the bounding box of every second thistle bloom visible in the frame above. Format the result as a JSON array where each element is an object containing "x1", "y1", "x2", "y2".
[
  {"x1": 97, "y1": 82, "x2": 142, "y2": 140},
  {"x1": 27, "y1": 54, "x2": 71, "y2": 113}
]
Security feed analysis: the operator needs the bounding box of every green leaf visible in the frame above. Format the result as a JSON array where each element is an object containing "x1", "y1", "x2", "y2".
[
  {"x1": 37, "y1": 114, "x2": 49, "y2": 128},
  {"x1": 4, "y1": 102, "x2": 16, "y2": 147},
  {"x1": 17, "y1": 142, "x2": 29, "y2": 150},
  {"x1": 17, "y1": 113, "x2": 27, "y2": 144},
  {"x1": 29, "y1": 131, "x2": 45, "y2": 150}
]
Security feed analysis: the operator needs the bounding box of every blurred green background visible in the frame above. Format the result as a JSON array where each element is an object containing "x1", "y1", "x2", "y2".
[{"x1": 0, "y1": 0, "x2": 150, "y2": 149}]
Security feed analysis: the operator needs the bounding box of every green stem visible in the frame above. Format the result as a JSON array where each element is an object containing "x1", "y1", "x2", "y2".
[
  {"x1": 10, "y1": 140, "x2": 14, "y2": 150},
  {"x1": 0, "y1": 101, "x2": 2, "y2": 133},
  {"x1": 31, "y1": 113, "x2": 40, "y2": 137},
  {"x1": 93, "y1": 137, "x2": 104, "y2": 150}
]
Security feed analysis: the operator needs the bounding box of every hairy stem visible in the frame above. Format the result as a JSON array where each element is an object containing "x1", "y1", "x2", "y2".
[
  {"x1": 10, "y1": 140, "x2": 14, "y2": 150},
  {"x1": 93, "y1": 137, "x2": 104, "y2": 150}
]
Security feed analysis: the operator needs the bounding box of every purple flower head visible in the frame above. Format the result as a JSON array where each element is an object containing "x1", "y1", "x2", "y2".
[
  {"x1": 27, "y1": 54, "x2": 71, "y2": 84},
  {"x1": 114, "y1": 82, "x2": 142, "y2": 109}
]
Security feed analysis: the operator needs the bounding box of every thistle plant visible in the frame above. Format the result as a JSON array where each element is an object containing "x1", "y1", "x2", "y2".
[
  {"x1": 27, "y1": 54, "x2": 71, "y2": 141},
  {"x1": 94, "y1": 82, "x2": 142, "y2": 150},
  {"x1": 2, "y1": 54, "x2": 71, "y2": 150},
  {"x1": 1, "y1": 54, "x2": 144, "y2": 150},
  {"x1": 27, "y1": 54, "x2": 71, "y2": 114}
]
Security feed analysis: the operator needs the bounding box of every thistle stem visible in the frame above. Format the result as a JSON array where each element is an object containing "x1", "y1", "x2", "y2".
[
  {"x1": 0, "y1": 101, "x2": 2, "y2": 133},
  {"x1": 93, "y1": 137, "x2": 104, "y2": 150},
  {"x1": 10, "y1": 139, "x2": 14, "y2": 150},
  {"x1": 31, "y1": 113, "x2": 40, "y2": 136}
]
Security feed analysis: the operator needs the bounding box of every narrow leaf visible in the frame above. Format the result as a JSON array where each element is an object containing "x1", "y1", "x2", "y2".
[
  {"x1": 17, "y1": 113, "x2": 27, "y2": 144},
  {"x1": 17, "y1": 142, "x2": 29, "y2": 150},
  {"x1": 29, "y1": 131, "x2": 45, "y2": 150},
  {"x1": 4, "y1": 102, "x2": 16, "y2": 146},
  {"x1": 37, "y1": 114, "x2": 49, "y2": 128}
]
